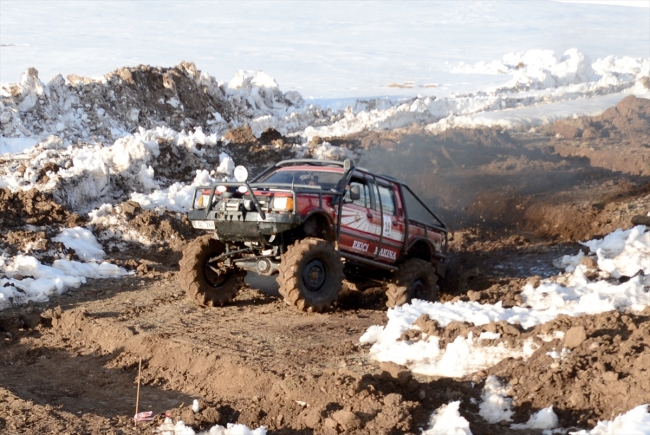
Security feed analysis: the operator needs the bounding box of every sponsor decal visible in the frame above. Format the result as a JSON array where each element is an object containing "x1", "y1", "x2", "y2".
[
  {"x1": 378, "y1": 248, "x2": 397, "y2": 260},
  {"x1": 352, "y1": 240, "x2": 369, "y2": 252}
]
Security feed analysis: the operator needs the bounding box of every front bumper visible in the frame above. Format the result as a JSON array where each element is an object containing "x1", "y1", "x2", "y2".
[{"x1": 188, "y1": 209, "x2": 300, "y2": 241}]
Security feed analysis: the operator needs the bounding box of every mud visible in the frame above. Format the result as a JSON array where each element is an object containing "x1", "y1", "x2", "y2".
[
  {"x1": 548, "y1": 96, "x2": 650, "y2": 176},
  {"x1": 0, "y1": 188, "x2": 84, "y2": 228},
  {"x1": 1, "y1": 96, "x2": 650, "y2": 434}
]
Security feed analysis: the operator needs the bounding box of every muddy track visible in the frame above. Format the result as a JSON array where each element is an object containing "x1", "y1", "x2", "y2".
[{"x1": 1, "y1": 97, "x2": 650, "y2": 434}]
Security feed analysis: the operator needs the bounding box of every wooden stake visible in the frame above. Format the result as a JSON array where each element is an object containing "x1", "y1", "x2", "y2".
[{"x1": 134, "y1": 356, "x2": 142, "y2": 426}]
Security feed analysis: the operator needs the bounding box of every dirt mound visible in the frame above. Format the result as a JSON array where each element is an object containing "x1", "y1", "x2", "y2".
[
  {"x1": 549, "y1": 96, "x2": 650, "y2": 176},
  {"x1": 1, "y1": 229, "x2": 79, "y2": 265},
  {"x1": 1, "y1": 63, "x2": 301, "y2": 144},
  {"x1": 0, "y1": 188, "x2": 83, "y2": 228},
  {"x1": 552, "y1": 95, "x2": 650, "y2": 142},
  {"x1": 91, "y1": 204, "x2": 195, "y2": 275},
  {"x1": 523, "y1": 187, "x2": 650, "y2": 241},
  {"x1": 488, "y1": 308, "x2": 650, "y2": 428},
  {"x1": 223, "y1": 126, "x2": 298, "y2": 173}
]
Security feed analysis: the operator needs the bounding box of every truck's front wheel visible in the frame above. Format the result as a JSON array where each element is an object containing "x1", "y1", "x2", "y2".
[
  {"x1": 179, "y1": 235, "x2": 245, "y2": 306},
  {"x1": 277, "y1": 238, "x2": 344, "y2": 312},
  {"x1": 386, "y1": 258, "x2": 439, "y2": 308}
]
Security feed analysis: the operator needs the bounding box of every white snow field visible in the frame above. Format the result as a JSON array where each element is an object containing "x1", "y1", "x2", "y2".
[{"x1": 1, "y1": 0, "x2": 648, "y2": 99}]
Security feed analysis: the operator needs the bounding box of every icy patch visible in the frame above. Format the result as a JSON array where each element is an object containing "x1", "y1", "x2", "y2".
[
  {"x1": 155, "y1": 417, "x2": 266, "y2": 435},
  {"x1": 510, "y1": 406, "x2": 558, "y2": 430},
  {"x1": 569, "y1": 404, "x2": 650, "y2": 435},
  {"x1": 479, "y1": 376, "x2": 514, "y2": 423},
  {"x1": 422, "y1": 401, "x2": 472, "y2": 435},
  {"x1": 360, "y1": 226, "x2": 650, "y2": 377}
]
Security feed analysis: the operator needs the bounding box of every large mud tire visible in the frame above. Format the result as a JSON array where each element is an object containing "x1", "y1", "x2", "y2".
[
  {"x1": 277, "y1": 238, "x2": 344, "y2": 312},
  {"x1": 179, "y1": 234, "x2": 245, "y2": 307},
  {"x1": 386, "y1": 258, "x2": 439, "y2": 308}
]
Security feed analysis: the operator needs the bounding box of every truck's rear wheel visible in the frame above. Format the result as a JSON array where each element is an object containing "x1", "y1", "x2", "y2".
[
  {"x1": 277, "y1": 238, "x2": 344, "y2": 312},
  {"x1": 179, "y1": 235, "x2": 245, "y2": 306},
  {"x1": 386, "y1": 258, "x2": 438, "y2": 308}
]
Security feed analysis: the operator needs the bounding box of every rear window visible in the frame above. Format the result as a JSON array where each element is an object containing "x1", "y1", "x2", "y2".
[{"x1": 257, "y1": 170, "x2": 343, "y2": 190}]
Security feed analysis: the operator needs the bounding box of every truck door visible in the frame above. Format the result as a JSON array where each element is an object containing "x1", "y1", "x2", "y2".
[
  {"x1": 339, "y1": 176, "x2": 381, "y2": 258},
  {"x1": 371, "y1": 181, "x2": 405, "y2": 263}
]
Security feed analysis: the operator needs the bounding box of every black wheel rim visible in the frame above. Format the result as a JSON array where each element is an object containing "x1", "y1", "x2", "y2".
[
  {"x1": 303, "y1": 259, "x2": 327, "y2": 293},
  {"x1": 203, "y1": 258, "x2": 230, "y2": 288}
]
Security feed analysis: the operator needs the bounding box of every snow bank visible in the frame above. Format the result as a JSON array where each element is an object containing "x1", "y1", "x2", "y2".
[
  {"x1": 569, "y1": 404, "x2": 650, "y2": 435},
  {"x1": 155, "y1": 418, "x2": 266, "y2": 435},
  {"x1": 422, "y1": 401, "x2": 472, "y2": 435},
  {"x1": 0, "y1": 252, "x2": 131, "y2": 309},
  {"x1": 360, "y1": 226, "x2": 650, "y2": 377}
]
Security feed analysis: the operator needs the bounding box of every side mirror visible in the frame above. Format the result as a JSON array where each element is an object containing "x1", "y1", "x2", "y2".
[{"x1": 349, "y1": 184, "x2": 361, "y2": 201}]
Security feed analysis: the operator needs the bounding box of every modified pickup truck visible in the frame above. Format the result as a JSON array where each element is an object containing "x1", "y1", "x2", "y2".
[{"x1": 180, "y1": 159, "x2": 448, "y2": 311}]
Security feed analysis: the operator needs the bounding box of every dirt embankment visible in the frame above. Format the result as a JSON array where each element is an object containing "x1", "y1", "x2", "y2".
[{"x1": 549, "y1": 95, "x2": 650, "y2": 176}]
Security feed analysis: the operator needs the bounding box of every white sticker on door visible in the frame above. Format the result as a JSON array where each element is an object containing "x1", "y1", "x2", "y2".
[{"x1": 383, "y1": 215, "x2": 392, "y2": 237}]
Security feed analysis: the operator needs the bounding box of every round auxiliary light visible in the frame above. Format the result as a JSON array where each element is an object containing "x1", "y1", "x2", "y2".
[
  {"x1": 234, "y1": 165, "x2": 249, "y2": 182},
  {"x1": 237, "y1": 185, "x2": 248, "y2": 193},
  {"x1": 216, "y1": 185, "x2": 227, "y2": 193}
]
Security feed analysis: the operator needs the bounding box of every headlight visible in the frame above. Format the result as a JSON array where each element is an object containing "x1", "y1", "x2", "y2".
[
  {"x1": 234, "y1": 166, "x2": 249, "y2": 182},
  {"x1": 216, "y1": 185, "x2": 227, "y2": 193},
  {"x1": 271, "y1": 196, "x2": 293, "y2": 211},
  {"x1": 237, "y1": 185, "x2": 248, "y2": 193}
]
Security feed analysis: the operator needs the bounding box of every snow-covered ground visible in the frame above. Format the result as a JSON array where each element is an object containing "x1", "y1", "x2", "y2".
[
  {"x1": 1, "y1": 1, "x2": 648, "y2": 99},
  {"x1": 360, "y1": 225, "x2": 650, "y2": 375},
  {"x1": 360, "y1": 224, "x2": 650, "y2": 432}
]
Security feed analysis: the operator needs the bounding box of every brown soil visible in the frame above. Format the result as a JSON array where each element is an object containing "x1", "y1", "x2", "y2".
[
  {"x1": 1, "y1": 98, "x2": 650, "y2": 434},
  {"x1": 0, "y1": 188, "x2": 84, "y2": 228}
]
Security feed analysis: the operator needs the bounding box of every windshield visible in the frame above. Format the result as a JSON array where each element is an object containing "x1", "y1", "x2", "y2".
[{"x1": 256, "y1": 170, "x2": 343, "y2": 190}]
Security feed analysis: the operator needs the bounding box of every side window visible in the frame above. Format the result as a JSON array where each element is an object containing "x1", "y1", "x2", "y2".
[
  {"x1": 373, "y1": 183, "x2": 397, "y2": 216},
  {"x1": 344, "y1": 180, "x2": 370, "y2": 208}
]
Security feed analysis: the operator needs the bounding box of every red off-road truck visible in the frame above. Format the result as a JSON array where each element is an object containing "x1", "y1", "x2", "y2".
[{"x1": 180, "y1": 159, "x2": 448, "y2": 311}]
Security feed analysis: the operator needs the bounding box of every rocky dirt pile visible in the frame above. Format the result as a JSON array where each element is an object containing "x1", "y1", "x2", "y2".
[
  {"x1": 548, "y1": 95, "x2": 650, "y2": 176},
  {"x1": 0, "y1": 63, "x2": 304, "y2": 144},
  {"x1": 488, "y1": 308, "x2": 650, "y2": 428},
  {"x1": 0, "y1": 188, "x2": 83, "y2": 228}
]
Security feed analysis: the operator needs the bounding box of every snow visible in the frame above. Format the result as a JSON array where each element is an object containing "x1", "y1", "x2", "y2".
[
  {"x1": 53, "y1": 227, "x2": 106, "y2": 261},
  {"x1": 422, "y1": 401, "x2": 472, "y2": 435},
  {"x1": 479, "y1": 376, "x2": 514, "y2": 423},
  {"x1": 0, "y1": 136, "x2": 39, "y2": 155},
  {"x1": 1, "y1": 2, "x2": 647, "y2": 99},
  {"x1": 360, "y1": 226, "x2": 650, "y2": 377},
  {"x1": 0, "y1": 253, "x2": 131, "y2": 308},
  {"x1": 155, "y1": 418, "x2": 266, "y2": 435},
  {"x1": 510, "y1": 406, "x2": 559, "y2": 430},
  {"x1": 569, "y1": 404, "x2": 650, "y2": 435}
]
